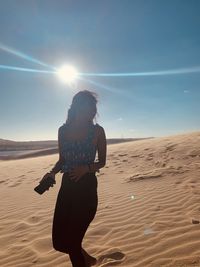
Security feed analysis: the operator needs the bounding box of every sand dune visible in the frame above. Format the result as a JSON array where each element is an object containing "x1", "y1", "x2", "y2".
[
  {"x1": 0, "y1": 137, "x2": 149, "y2": 161},
  {"x1": 0, "y1": 148, "x2": 59, "y2": 160},
  {"x1": 0, "y1": 131, "x2": 200, "y2": 267}
]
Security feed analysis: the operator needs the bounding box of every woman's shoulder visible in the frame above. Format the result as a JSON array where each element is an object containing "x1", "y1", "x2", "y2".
[
  {"x1": 58, "y1": 123, "x2": 68, "y2": 136},
  {"x1": 94, "y1": 123, "x2": 104, "y2": 130},
  {"x1": 94, "y1": 123, "x2": 106, "y2": 138},
  {"x1": 59, "y1": 122, "x2": 104, "y2": 132},
  {"x1": 59, "y1": 123, "x2": 67, "y2": 130}
]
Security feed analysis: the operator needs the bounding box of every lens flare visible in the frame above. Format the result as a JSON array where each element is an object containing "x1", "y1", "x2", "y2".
[
  {"x1": 0, "y1": 43, "x2": 54, "y2": 70},
  {"x1": 79, "y1": 66, "x2": 200, "y2": 77},
  {"x1": 1, "y1": 42, "x2": 200, "y2": 90},
  {"x1": 0, "y1": 64, "x2": 54, "y2": 74}
]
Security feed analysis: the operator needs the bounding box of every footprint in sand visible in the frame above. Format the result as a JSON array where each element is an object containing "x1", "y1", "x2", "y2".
[
  {"x1": 26, "y1": 214, "x2": 41, "y2": 224},
  {"x1": 97, "y1": 250, "x2": 125, "y2": 266}
]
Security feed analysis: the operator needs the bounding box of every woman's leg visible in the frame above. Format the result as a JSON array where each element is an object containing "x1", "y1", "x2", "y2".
[
  {"x1": 69, "y1": 247, "x2": 97, "y2": 267},
  {"x1": 67, "y1": 206, "x2": 97, "y2": 267},
  {"x1": 67, "y1": 219, "x2": 95, "y2": 267},
  {"x1": 68, "y1": 173, "x2": 98, "y2": 266},
  {"x1": 82, "y1": 248, "x2": 97, "y2": 266},
  {"x1": 69, "y1": 244, "x2": 87, "y2": 267}
]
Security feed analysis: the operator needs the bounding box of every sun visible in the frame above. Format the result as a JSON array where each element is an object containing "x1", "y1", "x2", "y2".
[{"x1": 56, "y1": 65, "x2": 79, "y2": 84}]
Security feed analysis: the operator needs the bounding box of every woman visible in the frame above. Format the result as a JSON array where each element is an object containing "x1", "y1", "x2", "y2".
[{"x1": 42, "y1": 90, "x2": 107, "y2": 267}]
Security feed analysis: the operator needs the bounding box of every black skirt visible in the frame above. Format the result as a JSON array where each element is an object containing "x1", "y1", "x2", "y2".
[{"x1": 52, "y1": 171, "x2": 98, "y2": 253}]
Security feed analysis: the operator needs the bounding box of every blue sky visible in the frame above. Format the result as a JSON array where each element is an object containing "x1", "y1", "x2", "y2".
[{"x1": 0, "y1": 0, "x2": 200, "y2": 141}]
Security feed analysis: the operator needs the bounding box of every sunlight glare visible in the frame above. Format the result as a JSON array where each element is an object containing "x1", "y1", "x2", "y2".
[{"x1": 56, "y1": 65, "x2": 79, "y2": 84}]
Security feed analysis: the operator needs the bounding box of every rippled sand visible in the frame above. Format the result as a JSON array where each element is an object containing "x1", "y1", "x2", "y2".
[{"x1": 0, "y1": 132, "x2": 200, "y2": 267}]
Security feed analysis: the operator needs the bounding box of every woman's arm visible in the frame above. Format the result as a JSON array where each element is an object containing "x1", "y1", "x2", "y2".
[
  {"x1": 49, "y1": 126, "x2": 65, "y2": 175},
  {"x1": 88, "y1": 126, "x2": 107, "y2": 173}
]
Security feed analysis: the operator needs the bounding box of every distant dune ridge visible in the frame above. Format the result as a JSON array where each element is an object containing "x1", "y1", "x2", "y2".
[
  {"x1": 0, "y1": 131, "x2": 200, "y2": 267},
  {"x1": 0, "y1": 137, "x2": 151, "y2": 160},
  {"x1": 0, "y1": 138, "x2": 57, "y2": 150}
]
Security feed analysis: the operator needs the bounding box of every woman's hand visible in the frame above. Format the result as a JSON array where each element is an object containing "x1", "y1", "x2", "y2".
[{"x1": 68, "y1": 165, "x2": 89, "y2": 182}]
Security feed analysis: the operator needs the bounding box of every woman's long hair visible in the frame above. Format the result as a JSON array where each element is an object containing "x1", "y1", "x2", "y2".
[{"x1": 65, "y1": 90, "x2": 99, "y2": 125}]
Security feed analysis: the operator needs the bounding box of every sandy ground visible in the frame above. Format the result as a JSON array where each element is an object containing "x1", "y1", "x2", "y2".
[{"x1": 0, "y1": 131, "x2": 200, "y2": 267}]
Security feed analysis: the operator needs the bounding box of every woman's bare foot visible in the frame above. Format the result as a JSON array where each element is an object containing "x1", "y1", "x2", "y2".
[{"x1": 82, "y1": 248, "x2": 97, "y2": 266}]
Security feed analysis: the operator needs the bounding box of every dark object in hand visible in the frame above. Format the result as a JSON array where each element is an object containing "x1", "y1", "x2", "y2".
[{"x1": 34, "y1": 175, "x2": 56, "y2": 195}]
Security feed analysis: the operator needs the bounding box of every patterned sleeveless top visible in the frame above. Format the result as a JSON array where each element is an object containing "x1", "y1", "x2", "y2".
[{"x1": 59, "y1": 122, "x2": 98, "y2": 173}]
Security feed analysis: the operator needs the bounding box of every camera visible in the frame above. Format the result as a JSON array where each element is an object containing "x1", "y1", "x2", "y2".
[{"x1": 34, "y1": 175, "x2": 56, "y2": 195}]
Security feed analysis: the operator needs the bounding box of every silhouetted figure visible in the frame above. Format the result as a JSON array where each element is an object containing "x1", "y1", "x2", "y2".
[{"x1": 42, "y1": 90, "x2": 107, "y2": 267}]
